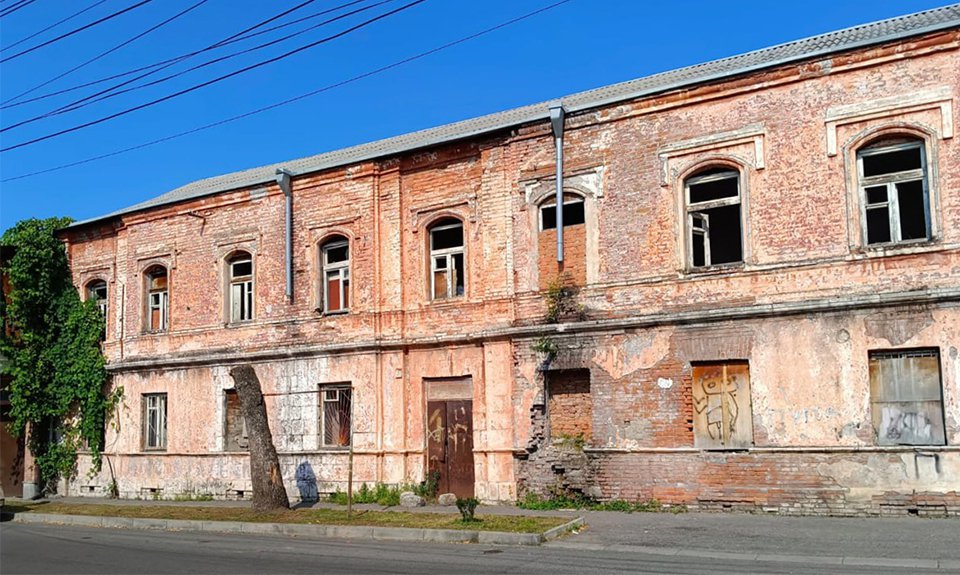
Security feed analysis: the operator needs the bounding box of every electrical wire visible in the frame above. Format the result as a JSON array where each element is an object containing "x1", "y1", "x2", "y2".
[
  {"x1": 1, "y1": 0, "x2": 572, "y2": 182},
  {"x1": 1, "y1": 0, "x2": 108, "y2": 53},
  {"x1": 0, "y1": 0, "x2": 152, "y2": 64},
  {"x1": 10, "y1": 0, "x2": 393, "y2": 129},
  {"x1": 1, "y1": 0, "x2": 366, "y2": 109},
  {"x1": 0, "y1": 0, "x2": 38, "y2": 19},
  {"x1": 0, "y1": 0, "x2": 427, "y2": 151},
  {"x1": 5, "y1": 0, "x2": 210, "y2": 107}
]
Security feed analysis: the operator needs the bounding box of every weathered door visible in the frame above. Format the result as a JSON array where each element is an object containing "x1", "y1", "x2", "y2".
[
  {"x1": 692, "y1": 362, "x2": 753, "y2": 448},
  {"x1": 427, "y1": 400, "x2": 474, "y2": 498},
  {"x1": 0, "y1": 401, "x2": 23, "y2": 497}
]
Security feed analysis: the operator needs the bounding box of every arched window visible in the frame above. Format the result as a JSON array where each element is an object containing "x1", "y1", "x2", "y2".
[
  {"x1": 143, "y1": 265, "x2": 168, "y2": 332},
  {"x1": 227, "y1": 252, "x2": 253, "y2": 322},
  {"x1": 539, "y1": 193, "x2": 585, "y2": 231},
  {"x1": 86, "y1": 279, "x2": 107, "y2": 319},
  {"x1": 320, "y1": 235, "x2": 350, "y2": 314},
  {"x1": 857, "y1": 138, "x2": 930, "y2": 245},
  {"x1": 428, "y1": 218, "x2": 464, "y2": 300},
  {"x1": 684, "y1": 167, "x2": 743, "y2": 268}
]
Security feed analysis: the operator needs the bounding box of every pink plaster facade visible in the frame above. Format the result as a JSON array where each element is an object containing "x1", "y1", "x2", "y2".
[{"x1": 60, "y1": 21, "x2": 960, "y2": 514}]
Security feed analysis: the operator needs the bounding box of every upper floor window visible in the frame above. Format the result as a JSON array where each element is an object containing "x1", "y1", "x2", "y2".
[
  {"x1": 227, "y1": 252, "x2": 253, "y2": 323},
  {"x1": 684, "y1": 168, "x2": 743, "y2": 269},
  {"x1": 321, "y1": 236, "x2": 350, "y2": 314},
  {"x1": 428, "y1": 218, "x2": 464, "y2": 300},
  {"x1": 539, "y1": 195, "x2": 585, "y2": 231},
  {"x1": 857, "y1": 139, "x2": 930, "y2": 246},
  {"x1": 144, "y1": 266, "x2": 168, "y2": 332},
  {"x1": 86, "y1": 279, "x2": 107, "y2": 319}
]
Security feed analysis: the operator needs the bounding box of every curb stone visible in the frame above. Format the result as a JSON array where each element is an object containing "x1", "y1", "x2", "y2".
[
  {"x1": 11, "y1": 513, "x2": 584, "y2": 547},
  {"x1": 546, "y1": 541, "x2": 952, "y2": 571}
]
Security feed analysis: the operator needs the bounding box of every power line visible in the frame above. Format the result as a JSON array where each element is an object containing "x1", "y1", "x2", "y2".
[
  {"x1": 43, "y1": 0, "x2": 322, "y2": 111},
  {"x1": 5, "y1": 0, "x2": 210, "y2": 107},
  {"x1": 1, "y1": 0, "x2": 573, "y2": 182},
  {"x1": 0, "y1": 0, "x2": 427, "y2": 151},
  {"x1": 32, "y1": 0, "x2": 395, "y2": 124},
  {"x1": 0, "y1": 0, "x2": 38, "y2": 19},
  {"x1": 1, "y1": 0, "x2": 108, "y2": 53},
  {"x1": 0, "y1": 0, "x2": 153, "y2": 64},
  {"x1": 1, "y1": 0, "x2": 364, "y2": 109}
]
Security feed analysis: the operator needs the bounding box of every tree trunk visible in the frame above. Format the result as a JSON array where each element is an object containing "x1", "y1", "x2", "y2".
[{"x1": 229, "y1": 365, "x2": 289, "y2": 512}]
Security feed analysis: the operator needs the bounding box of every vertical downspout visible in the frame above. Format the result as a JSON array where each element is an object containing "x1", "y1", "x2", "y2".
[
  {"x1": 549, "y1": 103, "x2": 567, "y2": 263},
  {"x1": 276, "y1": 169, "x2": 294, "y2": 303}
]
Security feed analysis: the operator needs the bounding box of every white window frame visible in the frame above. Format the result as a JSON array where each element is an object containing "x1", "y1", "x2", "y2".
[
  {"x1": 320, "y1": 384, "x2": 352, "y2": 448},
  {"x1": 321, "y1": 239, "x2": 350, "y2": 314},
  {"x1": 143, "y1": 393, "x2": 167, "y2": 451},
  {"x1": 145, "y1": 268, "x2": 168, "y2": 333},
  {"x1": 429, "y1": 221, "x2": 465, "y2": 300},
  {"x1": 857, "y1": 141, "x2": 931, "y2": 246},
  {"x1": 87, "y1": 280, "x2": 108, "y2": 319},
  {"x1": 228, "y1": 255, "x2": 254, "y2": 323},
  {"x1": 684, "y1": 169, "x2": 742, "y2": 269}
]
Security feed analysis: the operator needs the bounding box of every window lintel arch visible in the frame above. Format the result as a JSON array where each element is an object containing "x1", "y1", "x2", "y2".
[
  {"x1": 676, "y1": 156, "x2": 748, "y2": 186},
  {"x1": 422, "y1": 212, "x2": 465, "y2": 234},
  {"x1": 841, "y1": 122, "x2": 937, "y2": 159}
]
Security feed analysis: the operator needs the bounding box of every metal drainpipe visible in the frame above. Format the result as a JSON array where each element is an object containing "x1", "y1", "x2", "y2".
[
  {"x1": 276, "y1": 169, "x2": 294, "y2": 303},
  {"x1": 549, "y1": 103, "x2": 567, "y2": 263}
]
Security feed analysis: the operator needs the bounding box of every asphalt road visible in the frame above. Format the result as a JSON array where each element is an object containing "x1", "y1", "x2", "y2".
[{"x1": 2, "y1": 522, "x2": 953, "y2": 575}]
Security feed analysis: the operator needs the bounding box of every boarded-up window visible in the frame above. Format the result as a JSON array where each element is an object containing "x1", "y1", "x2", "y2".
[
  {"x1": 869, "y1": 349, "x2": 945, "y2": 446},
  {"x1": 692, "y1": 362, "x2": 752, "y2": 448},
  {"x1": 142, "y1": 393, "x2": 167, "y2": 450},
  {"x1": 547, "y1": 369, "x2": 591, "y2": 440},
  {"x1": 320, "y1": 384, "x2": 351, "y2": 447},
  {"x1": 224, "y1": 389, "x2": 248, "y2": 452}
]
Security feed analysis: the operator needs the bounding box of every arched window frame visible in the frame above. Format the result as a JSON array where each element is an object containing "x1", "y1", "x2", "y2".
[
  {"x1": 427, "y1": 217, "x2": 465, "y2": 300},
  {"x1": 682, "y1": 164, "x2": 745, "y2": 270},
  {"x1": 855, "y1": 137, "x2": 932, "y2": 246},
  {"x1": 226, "y1": 251, "x2": 254, "y2": 323},
  {"x1": 143, "y1": 265, "x2": 169, "y2": 333},
  {"x1": 538, "y1": 192, "x2": 586, "y2": 232},
  {"x1": 320, "y1": 235, "x2": 350, "y2": 314},
  {"x1": 85, "y1": 279, "x2": 108, "y2": 320}
]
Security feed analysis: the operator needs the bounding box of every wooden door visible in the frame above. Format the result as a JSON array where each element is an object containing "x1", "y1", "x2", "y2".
[{"x1": 427, "y1": 400, "x2": 474, "y2": 498}]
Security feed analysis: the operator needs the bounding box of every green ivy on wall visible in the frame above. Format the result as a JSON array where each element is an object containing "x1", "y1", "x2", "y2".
[{"x1": 0, "y1": 217, "x2": 119, "y2": 490}]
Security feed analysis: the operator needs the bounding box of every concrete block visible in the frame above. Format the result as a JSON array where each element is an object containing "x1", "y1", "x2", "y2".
[
  {"x1": 421, "y1": 528, "x2": 478, "y2": 543},
  {"x1": 372, "y1": 526, "x2": 424, "y2": 541},
  {"x1": 477, "y1": 531, "x2": 542, "y2": 546},
  {"x1": 202, "y1": 520, "x2": 244, "y2": 533}
]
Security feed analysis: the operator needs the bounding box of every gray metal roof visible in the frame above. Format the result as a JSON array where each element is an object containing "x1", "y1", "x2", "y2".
[{"x1": 70, "y1": 4, "x2": 960, "y2": 229}]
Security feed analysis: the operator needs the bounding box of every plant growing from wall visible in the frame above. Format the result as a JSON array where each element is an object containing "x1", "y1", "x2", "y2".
[
  {"x1": 0, "y1": 218, "x2": 117, "y2": 491},
  {"x1": 544, "y1": 274, "x2": 585, "y2": 324}
]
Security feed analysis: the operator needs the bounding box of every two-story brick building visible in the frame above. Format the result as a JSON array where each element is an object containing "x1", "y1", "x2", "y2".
[{"x1": 57, "y1": 6, "x2": 960, "y2": 515}]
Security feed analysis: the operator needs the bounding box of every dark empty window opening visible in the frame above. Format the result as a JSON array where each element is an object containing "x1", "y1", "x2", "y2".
[
  {"x1": 686, "y1": 169, "x2": 743, "y2": 268},
  {"x1": 320, "y1": 385, "x2": 352, "y2": 448},
  {"x1": 540, "y1": 196, "x2": 586, "y2": 231},
  {"x1": 858, "y1": 141, "x2": 930, "y2": 246}
]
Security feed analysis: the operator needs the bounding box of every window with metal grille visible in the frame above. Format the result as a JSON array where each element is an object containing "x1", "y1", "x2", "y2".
[
  {"x1": 143, "y1": 393, "x2": 167, "y2": 450},
  {"x1": 428, "y1": 219, "x2": 464, "y2": 300},
  {"x1": 144, "y1": 266, "x2": 168, "y2": 332},
  {"x1": 321, "y1": 237, "x2": 350, "y2": 313},
  {"x1": 320, "y1": 384, "x2": 351, "y2": 448},
  {"x1": 227, "y1": 253, "x2": 253, "y2": 322},
  {"x1": 869, "y1": 349, "x2": 945, "y2": 446},
  {"x1": 858, "y1": 140, "x2": 931, "y2": 246},
  {"x1": 684, "y1": 169, "x2": 743, "y2": 268}
]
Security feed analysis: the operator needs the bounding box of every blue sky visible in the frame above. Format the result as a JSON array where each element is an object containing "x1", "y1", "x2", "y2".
[{"x1": 0, "y1": 0, "x2": 952, "y2": 231}]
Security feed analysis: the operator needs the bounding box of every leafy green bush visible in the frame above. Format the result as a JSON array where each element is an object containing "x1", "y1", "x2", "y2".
[{"x1": 456, "y1": 497, "x2": 479, "y2": 522}]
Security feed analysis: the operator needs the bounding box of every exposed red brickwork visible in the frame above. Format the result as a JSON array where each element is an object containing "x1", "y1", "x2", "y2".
[
  {"x1": 538, "y1": 224, "x2": 586, "y2": 289},
  {"x1": 547, "y1": 369, "x2": 591, "y2": 439}
]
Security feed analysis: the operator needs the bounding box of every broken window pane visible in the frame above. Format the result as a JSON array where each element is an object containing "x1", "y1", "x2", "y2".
[
  {"x1": 866, "y1": 206, "x2": 892, "y2": 244},
  {"x1": 869, "y1": 349, "x2": 945, "y2": 446},
  {"x1": 861, "y1": 146, "x2": 922, "y2": 178},
  {"x1": 686, "y1": 170, "x2": 742, "y2": 268},
  {"x1": 896, "y1": 180, "x2": 927, "y2": 241},
  {"x1": 430, "y1": 222, "x2": 463, "y2": 251},
  {"x1": 540, "y1": 199, "x2": 586, "y2": 230},
  {"x1": 231, "y1": 260, "x2": 252, "y2": 278},
  {"x1": 452, "y1": 252, "x2": 464, "y2": 296},
  {"x1": 692, "y1": 362, "x2": 753, "y2": 448},
  {"x1": 325, "y1": 244, "x2": 348, "y2": 264},
  {"x1": 428, "y1": 220, "x2": 465, "y2": 300},
  {"x1": 321, "y1": 386, "x2": 352, "y2": 447},
  {"x1": 224, "y1": 389, "x2": 248, "y2": 452}
]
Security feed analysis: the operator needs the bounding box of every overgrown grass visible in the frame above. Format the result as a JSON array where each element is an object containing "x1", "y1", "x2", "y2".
[
  {"x1": 7, "y1": 502, "x2": 566, "y2": 533},
  {"x1": 327, "y1": 479, "x2": 439, "y2": 507},
  {"x1": 518, "y1": 493, "x2": 686, "y2": 514}
]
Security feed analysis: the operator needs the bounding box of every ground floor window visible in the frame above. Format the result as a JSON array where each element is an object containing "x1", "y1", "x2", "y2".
[
  {"x1": 223, "y1": 389, "x2": 248, "y2": 451},
  {"x1": 869, "y1": 349, "x2": 945, "y2": 446},
  {"x1": 692, "y1": 361, "x2": 753, "y2": 448},
  {"x1": 320, "y1": 384, "x2": 351, "y2": 448},
  {"x1": 142, "y1": 393, "x2": 167, "y2": 451}
]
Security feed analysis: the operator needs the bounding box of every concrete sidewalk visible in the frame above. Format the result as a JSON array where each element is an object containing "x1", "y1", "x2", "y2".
[{"x1": 9, "y1": 497, "x2": 959, "y2": 569}]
